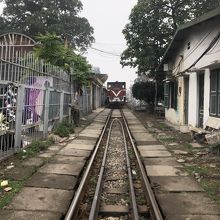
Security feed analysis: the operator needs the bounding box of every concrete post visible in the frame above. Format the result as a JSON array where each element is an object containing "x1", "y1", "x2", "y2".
[
  {"x1": 59, "y1": 91, "x2": 64, "y2": 122},
  {"x1": 43, "y1": 88, "x2": 50, "y2": 138},
  {"x1": 14, "y1": 85, "x2": 25, "y2": 150}
]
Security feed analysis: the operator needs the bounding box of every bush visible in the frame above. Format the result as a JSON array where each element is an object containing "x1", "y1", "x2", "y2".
[
  {"x1": 53, "y1": 120, "x2": 74, "y2": 137},
  {"x1": 132, "y1": 81, "x2": 164, "y2": 105}
]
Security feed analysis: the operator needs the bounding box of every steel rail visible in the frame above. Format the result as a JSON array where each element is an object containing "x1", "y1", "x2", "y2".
[
  {"x1": 89, "y1": 117, "x2": 139, "y2": 220},
  {"x1": 64, "y1": 110, "x2": 112, "y2": 220},
  {"x1": 121, "y1": 110, "x2": 164, "y2": 220},
  {"x1": 88, "y1": 118, "x2": 116, "y2": 219},
  {"x1": 120, "y1": 118, "x2": 139, "y2": 220}
]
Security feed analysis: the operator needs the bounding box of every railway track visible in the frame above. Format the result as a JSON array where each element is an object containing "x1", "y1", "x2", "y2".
[{"x1": 65, "y1": 109, "x2": 163, "y2": 220}]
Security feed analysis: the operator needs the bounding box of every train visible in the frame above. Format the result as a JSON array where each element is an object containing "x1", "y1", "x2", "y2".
[{"x1": 106, "y1": 81, "x2": 126, "y2": 108}]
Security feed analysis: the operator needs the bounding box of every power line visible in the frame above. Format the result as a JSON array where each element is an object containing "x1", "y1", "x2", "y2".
[
  {"x1": 95, "y1": 41, "x2": 125, "y2": 47},
  {"x1": 90, "y1": 47, "x2": 121, "y2": 57},
  {"x1": 89, "y1": 49, "x2": 119, "y2": 59}
]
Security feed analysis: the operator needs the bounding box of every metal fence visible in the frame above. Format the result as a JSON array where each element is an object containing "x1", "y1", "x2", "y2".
[
  {"x1": 0, "y1": 44, "x2": 71, "y2": 160},
  {"x1": 79, "y1": 85, "x2": 93, "y2": 117}
]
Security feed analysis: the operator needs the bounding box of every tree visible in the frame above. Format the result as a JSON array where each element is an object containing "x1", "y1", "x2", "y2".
[
  {"x1": 34, "y1": 33, "x2": 91, "y2": 84},
  {"x1": 132, "y1": 81, "x2": 163, "y2": 105},
  {"x1": 121, "y1": 0, "x2": 220, "y2": 81},
  {"x1": 0, "y1": 0, "x2": 94, "y2": 50}
]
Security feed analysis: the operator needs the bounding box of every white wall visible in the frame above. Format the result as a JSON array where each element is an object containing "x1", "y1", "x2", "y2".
[
  {"x1": 169, "y1": 19, "x2": 220, "y2": 74},
  {"x1": 165, "y1": 108, "x2": 179, "y2": 125},
  {"x1": 188, "y1": 72, "x2": 198, "y2": 127},
  {"x1": 203, "y1": 69, "x2": 210, "y2": 127},
  {"x1": 165, "y1": 15, "x2": 220, "y2": 128}
]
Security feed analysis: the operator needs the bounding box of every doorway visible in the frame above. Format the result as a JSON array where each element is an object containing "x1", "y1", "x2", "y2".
[
  {"x1": 198, "y1": 73, "x2": 204, "y2": 128},
  {"x1": 184, "y1": 76, "x2": 189, "y2": 124}
]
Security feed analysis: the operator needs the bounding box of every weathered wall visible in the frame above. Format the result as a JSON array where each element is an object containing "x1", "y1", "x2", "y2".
[
  {"x1": 169, "y1": 18, "x2": 220, "y2": 74},
  {"x1": 188, "y1": 72, "x2": 198, "y2": 127},
  {"x1": 165, "y1": 15, "x2": 220, "y2": 129},
  {"x1": 203, "y1": 69, "x2": 210, "y2": 127},
  {"x1": 165, "y1": 108, "x2": 179, "y2": 125}
]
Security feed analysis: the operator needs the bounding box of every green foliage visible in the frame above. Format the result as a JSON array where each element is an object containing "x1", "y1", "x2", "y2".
[
  {"x1": 132, "y1": 81, "x2": 163, "y2": 104},
  {"x1": 201, "y1": 180, "x2": 220, "y2": 203},
  {"x1": 0, "y1": 0, "x2": 94, "y2": 50},
  {"x1": 121, "y1": 0, "x2": 220, "y2": 81},
  {"x1": 53, "y1": 120, "x2": 75, "y2": 137},
  {"x1": 0, "y1": 180, "x2": 23, "y2": 208},
  {"x1": 184, "y1": 143, "x2": 193, "y2": 151},
  {"x1": 34, "y1": 33, "x2": 91, "y2": 84},
  {"x1": 34, "y1": 33, "x2": 67, "y2": 67},
  {"x1": 186, "y1": 165, "x2": 209, "y2": 176},
  {"x1": 18, "y1": 138, "x2": 55, "y2": 159}
]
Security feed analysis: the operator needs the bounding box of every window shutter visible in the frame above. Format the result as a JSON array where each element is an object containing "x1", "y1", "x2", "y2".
[
  {"x1": 218, "y1": 71, "x2": 220, "y2": 116},
  {"x1": 174, "y1": 81, "x2": 178, "y2": 110},
  {"x1": 210, "y1": 71, "x2": 217, "y2": 116},
  {"x1": 164, "y1": 83, "x2": 169, "y2": 108}
]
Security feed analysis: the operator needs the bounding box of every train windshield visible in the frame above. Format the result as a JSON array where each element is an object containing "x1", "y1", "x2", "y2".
[{"x1": 107, "y1": 82, "x2": 126, "y2": 89}]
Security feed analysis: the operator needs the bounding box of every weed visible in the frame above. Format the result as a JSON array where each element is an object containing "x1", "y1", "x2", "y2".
[
  {"x1": 102, "y1": 193, "x2": 118, "y2": 204},
  {"x1": 148, "y1": 127, "x2": 156, "y2": 133},
  {"x1": 53, "y1": 120, "x2": 75, "y2": 137},
  {"x1": 201, "y1": 180, "x2": 220, "y2": 203},
  {"x1": 210, "y1": 144, "x2": 220, "y2": 155},
  {"x1": 158, "y1": 135, "x2": 175, "y2": 141},
  {"x1": 185, "y1": 165, "x2": 209, "y2": 176},
  {"x1": 0, "y1": 180, "x2": 23, "y2": 208},
  {"x1": 184, "y1": 143, "x2": 193, "y2": 151},
  {"x1": 90, "y1": 176, "x2": 98, "y2": 184},
  {"x1": 18, "y1": 138, "x2": 54, "y2": 159},
  {"x1": 157, "y1": 122, "x2": 168, "y2": 129},
  {"x1": 136, "y1": 192, "x2": 146, "y2": 205}
]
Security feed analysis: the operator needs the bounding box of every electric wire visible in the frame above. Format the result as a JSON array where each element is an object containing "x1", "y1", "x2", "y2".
[
  {"x1": 206, "y1": 36, "x2": 220, "y2": 55},
  {"x1": 89, "y1": 49, "x2": 119, "y2": 59},
  {"x1": 170, "y1": 30, "x2": 212, "y2": 73},
  {"x1": 90, "y1": 47, "x2": 121, "y2": 57},
  {"x1": 184, "y1": 30, "x2": 212, "y2": 60},
  {"x1": 180, "y1": 31, "x2": 220, "y2": 74}
]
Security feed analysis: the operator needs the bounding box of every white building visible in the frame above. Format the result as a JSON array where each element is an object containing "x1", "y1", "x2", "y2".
[{"x1": 161, "y1": 7, "x2": 220, "y2": 131}]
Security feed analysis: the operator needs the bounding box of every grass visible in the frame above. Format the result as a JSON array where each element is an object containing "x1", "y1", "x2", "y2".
[
  {"x1": 157, "y1": 122, "x2": 169, "y2": 129},
  {"x1": 185, "y1": 165, "x2": 209, "y2": 176},
  {"x1": 201, "y1": 179, "x2": 220, "y2": 203},
  {"x1": 210, "y1": 144, "x2": 220, "y2": 155},
  {"x1": 158, "y1": 135, "x2": 175, "y2": 141},
  {"x1": 18, "y1": 137, "x2": 55, "y2": 159},
  {"x1": 184, "y1": 165, "x2": 220, "y2": 203},
  {"x1": 53, "y1": 120, "x2": 75, "y2": 137},
  {"x1": 184, "y1": 143, "x2": 193, "y2": 152},
  {"x1": 102, "y1": 193, "x2": 119, "y2": 204},
  {"x1": 136, "y1": 192, "x2": 146, "y2": 205},
  {"x1": 147, "y1": 127, "x2": 156, "y2": 133},
  {"x1": 0, "y1": 179, "x2": 23, "y2": 208},
  {"x1": 0, "y1": 136, "x2": 55, "y2": 208}
]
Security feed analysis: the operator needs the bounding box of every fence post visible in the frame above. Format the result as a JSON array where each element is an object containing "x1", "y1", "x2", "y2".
[
  {"x1": 59, "y1": 91, "x2": 64, "y2": 122},
  {"x1": 68, "y1": 103, "x2": 71, "y2": 124},
  {"x1": 43, "y1": 88, "x2": 50, "y2": 138},
  {"x1": 14, "y1": 85, "x2": 24, "y2": 151}
]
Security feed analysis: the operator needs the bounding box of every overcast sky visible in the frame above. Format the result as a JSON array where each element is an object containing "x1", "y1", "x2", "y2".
[
  {"x1": 81, "y1": 0, "x2": 138, "y2": 87},
  {"x1": 0, "y1": 0, "x2": 138, "y2": 87}
]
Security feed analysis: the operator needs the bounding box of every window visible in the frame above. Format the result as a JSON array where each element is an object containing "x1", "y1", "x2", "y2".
[
  {"x1": 164, "y1": 80, "x2": 178, "y2": 109},
  {"x1": 187, "y1": 42, "x2": 191, "y2": 50},
  {"x1": 164, "y1": 83, "x2": 169, "y2": 107},
  {"x1": 210, "y1": 69, "x2": 220, "y2": 117}
]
